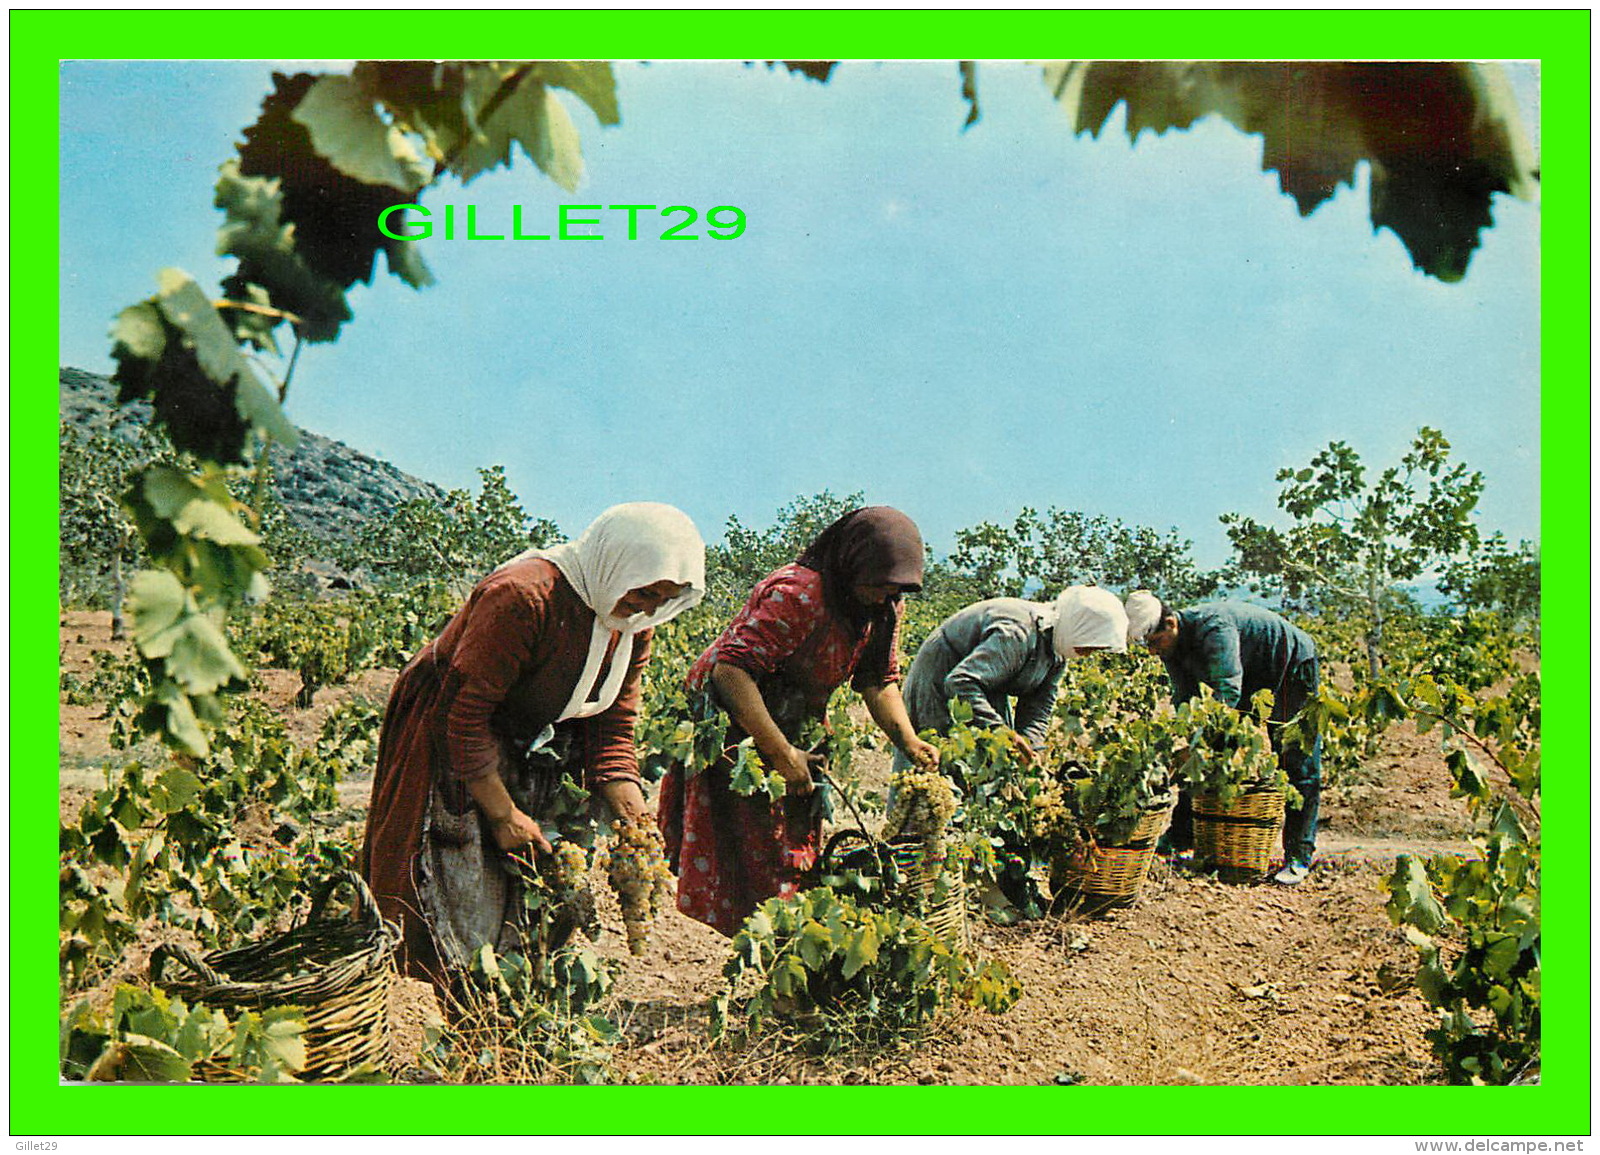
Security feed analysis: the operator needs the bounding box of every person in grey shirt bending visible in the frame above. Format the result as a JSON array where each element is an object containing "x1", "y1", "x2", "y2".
[{"x1": 895, "y1": 586, "x2": 1129, "y2": 777}]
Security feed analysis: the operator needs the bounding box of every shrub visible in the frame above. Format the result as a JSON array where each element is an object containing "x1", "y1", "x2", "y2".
[{"x1": 712, "y1": 886, "x2": 1020, "y2": 1051}]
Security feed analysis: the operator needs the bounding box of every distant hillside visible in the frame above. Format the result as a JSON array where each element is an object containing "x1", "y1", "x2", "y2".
[{"x1": 60, "y1": 366, "x2": 444, "y2": 546}]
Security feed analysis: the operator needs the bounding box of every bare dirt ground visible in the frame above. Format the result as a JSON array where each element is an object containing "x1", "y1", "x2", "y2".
[{"x1": 59, "y1": 611, "x2": 1480, "y2": 1086}]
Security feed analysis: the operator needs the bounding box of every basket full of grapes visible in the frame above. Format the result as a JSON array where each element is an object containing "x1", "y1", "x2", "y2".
[{"x1": 815, "y1": 768, "x2": 965, "y2": 946}]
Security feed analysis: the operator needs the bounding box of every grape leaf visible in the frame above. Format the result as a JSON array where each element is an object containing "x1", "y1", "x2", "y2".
[
  {"x1": 153, "y1": 268, "x2": 297, "y2": 449},
  {"x1": 292, "y1": 75, "x2": 430, "y2": 192},
  {"x1": 445, "y1": 63, "x2": 527, "y2": 183},
  {"x1": 123, "y1": 467, "x2": 272, "y2": 604},
  {"x1": 533, "y1": 61, "x2": 620, "y2": 126},
  {"x1": 237, "y1": 72, "x2": 422, "y2": 309},
  {"x1": 1446, "y1": 747, "x2": 1488, "y2": 804},
  {"x1": 141, "y1": 466, "x2": 262, "y2": 547},
  {"x1": 112, "y1": 309, "x2": 249, "y2": 463},
  {"x1": 88, "y1": 821, "x2": 131, "y2": 870},
  {"x1": 109, "y1": 268, "x2": 302, "y2": 467},
  {"x1": 455, "y1": 72, "x2": 584, "y2": 192},
  {"x1": 526, "y1": 89, "x2": 584, "y2": 192},
  {"x1": 151, "y1": 763, "x2": 205, "y2": 814},
  {"x1": 1415, "y1": 946, "x2": 1449, "y2": 1006},
  {"x1": 1386, "y1": 855, "x2": 1448, "y2": 934},
  {"x1": 841, "y1": 922, "x2": 880, "y2": 979},
  {"x1": 253, "y1": 1008, "x2": 309, "y2": 1082},
  {"x1": 125, "y1": 571, "x2": 248, "y2": 700},
  {"x1": 728, "y1": 742, "x2": 772, "y2": 797},
  {"x1": 214, "y1": 162, "x2": 357, "y2": 344},
  {"x1": 1482, "y1": 933, "x2": 1521, "y2": 982},
  {"x1": 166, "y1": 616, "x2": 249, "y2": 696},
  {"x1": 111, "y1": 302, "x2": 166, "y2": 360},
  {"x1": 383, "y1": 235, "x2": 435, "y2": 290},
  {"x1": 1042, "y1": 61, "x2": 1536, "y2": 282},
  {"x1": 772, "y1": 954, "x2": 807, "y2": 998},
  {"x1": 796, "y1": 918, "x2": 833, "y2": 970},
  {"x1": 125, "y1": 569, "x2": 188, "y2": 651},
  {"x1": 744, "y1": 908, "x2": 773, "y2": 944},
  {"x1": 88, "y1": 1036, "x2": 193, "y2": 1083},
  {"x1": 172, "y1": 1007, "x2": 232, "y2": 1063},
  {"x1": 352, "y1": 60, "x2": 476, "y2": 160}
]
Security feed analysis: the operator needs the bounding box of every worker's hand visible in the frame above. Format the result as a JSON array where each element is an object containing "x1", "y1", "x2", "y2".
[
  {"x1": 490, "y1": 807, "x2": 552, "y2": 854},
  {"x1": 771, "y1": 743, "x2": 823, "y2": 796},
  {"x1": 599, "y1": 779, "x2": 651, "y2": 826},
  {"x1": 904, "y1": 736, "x2": 941, "y2": 770},
  {"x1": 1009, "y1": 734, "x2": 1039, "y2": 768}
]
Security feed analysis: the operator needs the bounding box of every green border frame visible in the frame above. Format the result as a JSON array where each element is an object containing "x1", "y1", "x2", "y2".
[{"x1": 16, "y1": 8, "x2": 1589, "y2": 1137}]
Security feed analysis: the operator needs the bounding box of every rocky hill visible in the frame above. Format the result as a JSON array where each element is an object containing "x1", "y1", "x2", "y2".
[{"x1": 60, "y1": 366, "x2": 444, "y2": 547}]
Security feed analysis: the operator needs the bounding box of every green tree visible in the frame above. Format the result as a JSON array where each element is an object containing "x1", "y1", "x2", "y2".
[
  {"x1": 704, "y1": 490, "x2": 865, "y2": 611},
  {"x1": 252, "y1": 457, "x2": 321, "y2": 576},
  {"x1": 1439, "y1": 533, "x2": 1541, "y2": 634},
  {"x1": 950, "y1": 506, "x2": 1223, "y2": 604},
  {"x1": 1221, "y1": 427, "x2": 1485, "y2": 678},
  {"x1": 59, "y1": 423, "x2": 181, "y2": 633},
  {"x1": 348, "y1": 464, "x2": 559, "y2": 587}
]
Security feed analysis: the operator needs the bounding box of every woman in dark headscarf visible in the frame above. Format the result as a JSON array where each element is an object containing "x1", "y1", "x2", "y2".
[{"x1": 658, "y1": 506, "x2": 940, "y2": 934}]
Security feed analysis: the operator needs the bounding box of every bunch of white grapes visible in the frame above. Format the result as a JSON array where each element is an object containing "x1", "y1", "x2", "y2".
[
  {"x1": 549, "y1": 840, "x2": 590, "y2": 893},
  {"x1": 524, "y1": 839, "x2": 601, "y2": 943},
  {"x1": 604, "y1": 816, "x2": 676, "y2": 956},
  {"x1": 1028, "y1": 778, "x2": 1077, "y2": 845},
  {"x1": 881, "y1": 769, "x2": 957, "y2": 841}
]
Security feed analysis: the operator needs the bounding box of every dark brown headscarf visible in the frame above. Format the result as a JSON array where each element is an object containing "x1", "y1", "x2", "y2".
[{"x1": 796, "y1": 506, "x2": 925, "y2": 643}]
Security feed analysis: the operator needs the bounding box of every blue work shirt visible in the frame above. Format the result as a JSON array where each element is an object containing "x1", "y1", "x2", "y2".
[{"x1": 1161, "y1": 601, "x2": 1318, "y2": 711}]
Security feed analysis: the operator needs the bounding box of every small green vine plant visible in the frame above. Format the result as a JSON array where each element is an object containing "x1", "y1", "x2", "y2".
[{"x1": 711, "y1": 886, "x2": 1021, "y2": 1053}]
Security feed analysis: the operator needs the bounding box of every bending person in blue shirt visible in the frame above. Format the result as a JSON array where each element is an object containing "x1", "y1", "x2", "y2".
[
  {"x1": 896, "y1": 586, "x2": 1129, "y2": 778},
  {"x1": 1124, "y1": 592, "x2": 1322, "y2": 886}
]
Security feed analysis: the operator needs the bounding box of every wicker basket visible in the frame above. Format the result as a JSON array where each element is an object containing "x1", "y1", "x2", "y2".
[
  {"x1": 818, "y1": 829, "x2": 967, "y2": 949},
  {"x1": 1193, "y1": 787, "x2": 1285, "y2": 882},
  {"x1": 1055, "y1": 806, "x2": 1172, "y2": 914},
  {"x1": 150, "y1": 869, "x2": 401, "y2": 1081}
]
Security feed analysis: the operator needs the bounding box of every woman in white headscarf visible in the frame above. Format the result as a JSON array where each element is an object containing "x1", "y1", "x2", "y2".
[
  {"x1": 361, "y1": 503, "x2": 705, "y2": 992},
  {"x1": 895, "y1": 586, "x2": 1129, "y2": 775}
]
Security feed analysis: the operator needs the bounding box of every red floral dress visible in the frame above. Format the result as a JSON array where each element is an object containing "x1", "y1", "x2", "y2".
[{"x1": 658, "y1": 564, "x2": 901, "y2": 935}]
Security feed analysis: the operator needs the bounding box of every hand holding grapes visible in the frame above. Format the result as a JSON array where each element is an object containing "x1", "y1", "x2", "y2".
[{"x1": 904, "y1": 735, "x2": 941, "y2": 770}]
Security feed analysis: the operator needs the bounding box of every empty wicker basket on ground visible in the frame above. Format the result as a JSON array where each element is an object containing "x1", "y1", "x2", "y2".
[
  {"x1": 150, "y1": 869, "x2": 401, "y2": 1081},
  {"x1": 1193, "y1": 787, "x2": 1285, "y2": 881},
  {"x1": 817, "y1": 829, "x2": 968, "y2": 949},
  {"x1": 1055, "y1": 805, "x2": 1173, "y2": 915}
]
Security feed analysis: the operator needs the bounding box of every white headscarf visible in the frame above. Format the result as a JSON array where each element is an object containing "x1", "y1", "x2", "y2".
[
  {"x1": 1123, "y1": 589, "x2": 1164, "y2": 644},
  {"x1": 503, "y1": 502, "x2": 706, "y2": 721},
  {"x1": 1043, "y1": 585, "x2": 1129, "y2": 659}
]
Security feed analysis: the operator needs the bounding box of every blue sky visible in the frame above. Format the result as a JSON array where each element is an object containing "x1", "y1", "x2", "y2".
[{"x1": 59, "y1": 60, "x2": 1541, "y2": 567}]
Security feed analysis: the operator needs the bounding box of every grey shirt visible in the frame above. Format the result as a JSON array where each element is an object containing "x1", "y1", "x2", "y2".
[{"x1": 902, "y1": 597, "x2": 1065, "y2": 748}]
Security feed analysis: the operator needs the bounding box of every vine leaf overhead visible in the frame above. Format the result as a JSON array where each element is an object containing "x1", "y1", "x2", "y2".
[{"x1": 1042, "y1": 60, "x2": 1538, "y2": 282}]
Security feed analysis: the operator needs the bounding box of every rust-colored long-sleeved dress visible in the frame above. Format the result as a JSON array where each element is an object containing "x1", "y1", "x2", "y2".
[{"x1": 360, "y1": 557, "x2": 649, "y2": 987}]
